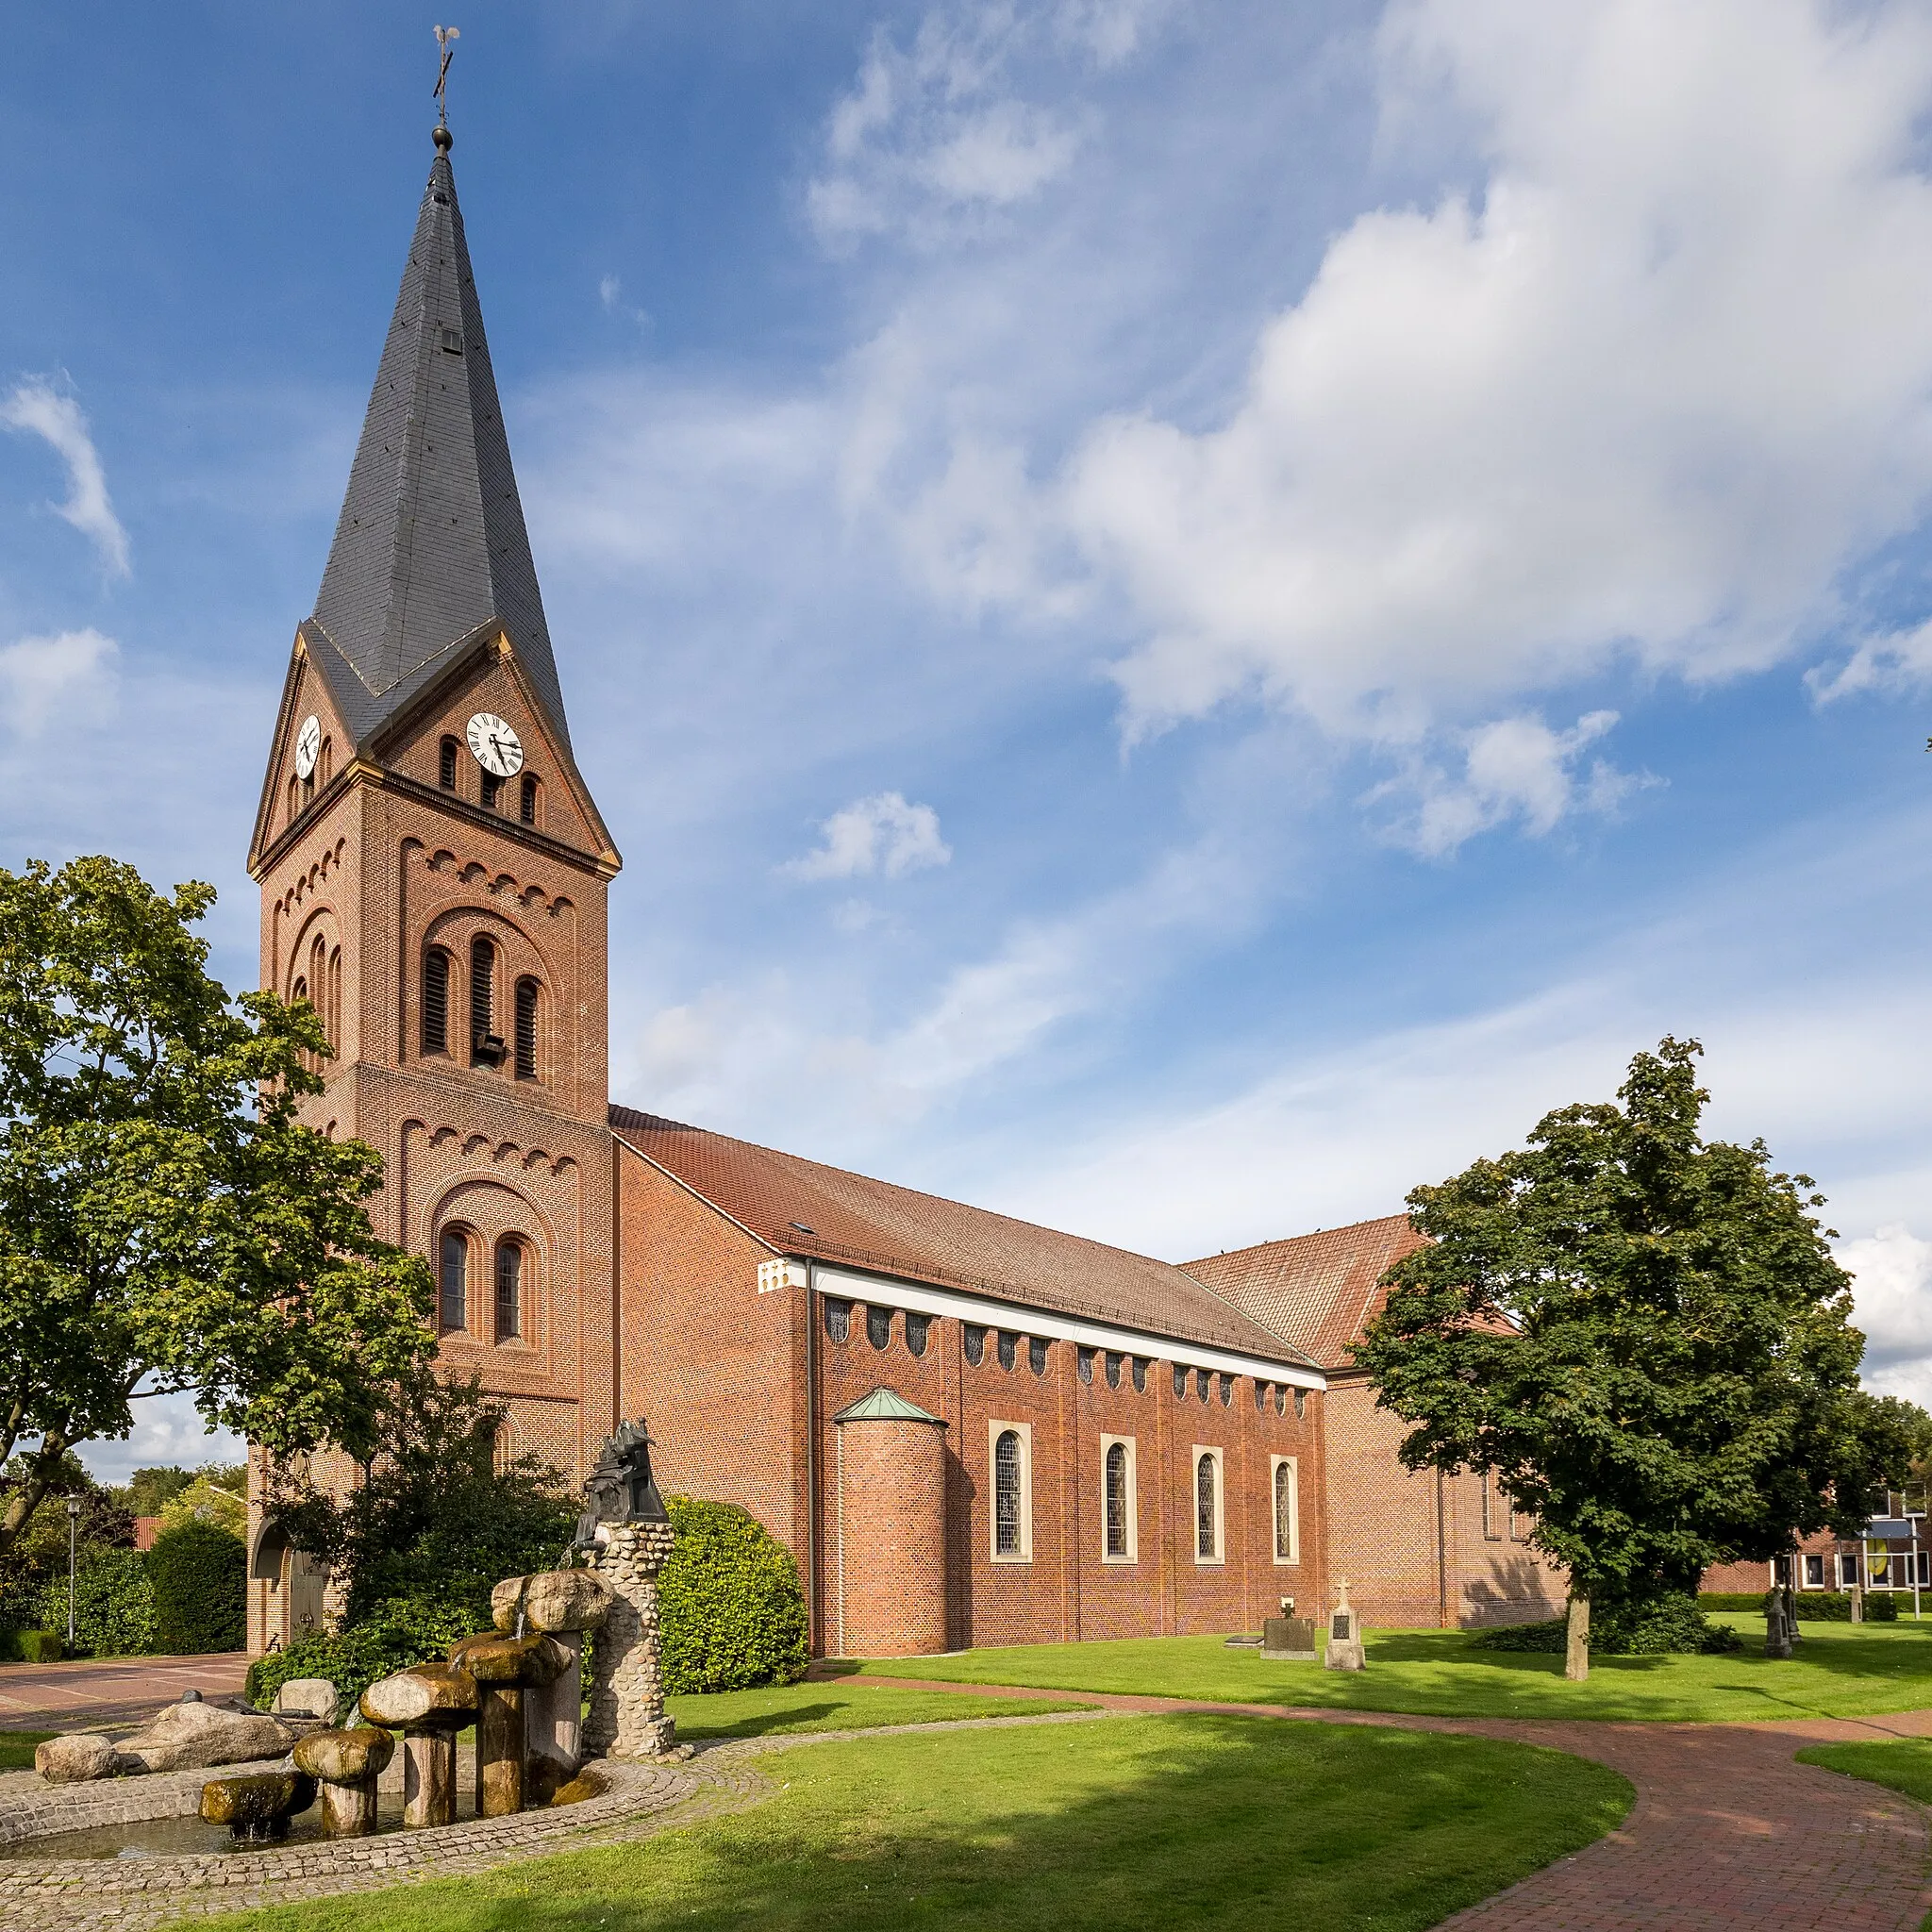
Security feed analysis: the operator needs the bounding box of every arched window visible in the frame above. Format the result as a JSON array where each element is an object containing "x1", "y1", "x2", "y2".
[
  {"x1": 1076, "y1": 1347, "x2": 1093, "y2": 1385},
  {"x1": 906, "y1": 1312, "x2": 930, "y2": 1357},
  {"x1": 327, "y1": 946, "x2": 342, "y2": 1057},
  {"x1": 514, "y1": 977, "x2": 540, "y2": 1080},
  {"x1": 1195, "y1": 1369, "x2": 1210, "y2": 1404},
  {"x1": 1274, "y1": 1385, "x2": 1288, "y2": 1417},
  {"x1": 470, "y1": 938, "x2": 500, "y2": 1065},
  {"x1": 494, "y1": 1239, "x2": 524, "y2": 1341},
  {"x1": 866, "y1": 1306, "x2": 892, "y2": 1350},
  {"x1": 1254, "y1": 1380, "x2": 1267, "y2": 1412},
  {"x1": 1196, "y1": 1452, "x2": 1220, "y2": 1560},
  {"x1": 1105, "y1": 1351, "x2": 1123, "y2": 1390},
  {"x1": 422, "y1": 947, "x2": 450, "y2": 1055},
  {"x1": 963, "y1": 1324, "x2": 986, "y2": 1367},
  {"x1": 520, "y1": 774, "x2": 541, "y2": 826},
  {"x1": 288, "y1": 776, "x2": 300, "y2": 824},
  {"x1": 439, "y1": 1227, "x2": 469, "y2": 1332},
  {"x1": 823, "y1": 1297, "x2": 851, "y2": 1343},
  {"x1": 996, "y1": 1331, "x2": 1017, "y2": 1372},
  {"x1": 1274, "y1": 1458, "x2": 1297, "y2": 1562},
  {"x1": 1028, "y1": 1337, "x2": 1048, "y2": 1376},
  {"x1": 1105, "y1": 1442, "x2": 1131, "y2": 1558},
  {"x1": 1172, "y1": 1364, "x2": 1187, "y2": 1399},
  {"x1": 318, "y1": 738, "x2": 333, "y2": 786},
  {"x1": 301, "y1": 765, "x2": 315, "y2": 808},
  {"x1": 994, "y1": 1429, "x2": 1024, "y2": 1557},
  {"x1": 1132, "y1": 1357, "x2": 1148, "y2": 1393},
  {"x1": 1218, "y1": 1374, "x2": 1232, "y2": 1407},
  {"x1": 1293, "y1": 1388, "x2": 1306, "y2": 1421},
  {"x1": 439, "y1": 737, "x2": 459, "y2": 791}
]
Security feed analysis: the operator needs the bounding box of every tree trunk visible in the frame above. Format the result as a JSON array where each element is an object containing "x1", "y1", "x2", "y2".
[{"x1": 1564, "y1": 1593, "x2": 1590, "y2": 1682}]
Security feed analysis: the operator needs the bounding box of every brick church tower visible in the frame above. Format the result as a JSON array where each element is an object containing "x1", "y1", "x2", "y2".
[{"x1": 244, "y1": 126, "x2": 621, "y2": 1639}]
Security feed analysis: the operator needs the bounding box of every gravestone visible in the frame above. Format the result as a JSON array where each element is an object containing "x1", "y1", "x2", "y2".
[
  {"x1": 1764, "y1": 1591, "x2": 1792, "y2": 1660},
  {"x1": 1260, "y1": 1615, "x2": 1318, "y2": 1661},
  {"x1": 1324, "y1": 1577, "x2": 1366, "y2": 1672}
]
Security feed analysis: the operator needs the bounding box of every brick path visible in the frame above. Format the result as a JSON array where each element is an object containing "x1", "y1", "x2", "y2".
[
  {"x1": 862, "y1": 1675, "x2": 1932, "y2": 1930},
  {"x1": 0, "y1": 1656, "x2": 251, "y2": 1734}
]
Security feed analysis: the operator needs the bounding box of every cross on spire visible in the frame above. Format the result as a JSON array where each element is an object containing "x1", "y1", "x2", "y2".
[{"x1": 434, "y1": 25, "x2": 460, "y2": 129}]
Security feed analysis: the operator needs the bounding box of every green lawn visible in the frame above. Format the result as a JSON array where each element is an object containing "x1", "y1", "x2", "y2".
[
  {"x1": 666, "y1": 1681, "x2": 1095, "y2": 1740},
  {"x1": 841, "y1": 1617, "x2": 1932, "y2": 1723},
  {"x1": 178, "y1": 1713, "x2": 1631, "y2": 1932},
  {"x1": 1794, "y1": 1737, "x2": 1932, "y2": 1805},
  {"x1": 0, "y1": 1730, "x2": 51, "y2": 1771}
]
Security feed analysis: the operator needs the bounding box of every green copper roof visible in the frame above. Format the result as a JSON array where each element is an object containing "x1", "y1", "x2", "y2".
[{"x1": 833, "y1": 1387, "x2": 946, "y2": 1425}]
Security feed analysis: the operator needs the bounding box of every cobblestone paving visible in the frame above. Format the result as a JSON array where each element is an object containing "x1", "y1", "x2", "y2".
[{"x1": 862, "y1": 1675, "x2": 1932, "y2": 1931}]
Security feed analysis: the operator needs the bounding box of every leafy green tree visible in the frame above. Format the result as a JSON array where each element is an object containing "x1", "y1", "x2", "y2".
[
  {"x1": 1354, "y1": 1038, "x2": 1907, "y2": 1679},
  {"x1": 114, "y1": 1467, "x2": 199, "y2": 1516},
  {"x1": 265, "y1": 1368, "x2": 575, "y2": 1630},
  {"x1": 0, "y1": 856, "x2": 435, "y2": 1561}
]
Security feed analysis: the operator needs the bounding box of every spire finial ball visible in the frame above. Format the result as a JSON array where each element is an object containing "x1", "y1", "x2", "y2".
[{"x1": 433, "y1": 125, "x2": 454, "y2": 152}]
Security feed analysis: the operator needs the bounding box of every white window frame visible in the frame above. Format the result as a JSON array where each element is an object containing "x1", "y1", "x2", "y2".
[
  {"x1": 989, "y1": 1419, "x2": 1033, "y2": 1563},
  {"x1": 1100, "y1": 1434, "x2": 1138, "y2": 1564},
  {"x1": 1802, "y1": 1552, "x2": 1824, "y2": 1590},
  {"x1": 1191, "y1": 1444, "x2": 1225, "y2": 1567},
  {"x1": 1270, "y1": 1454, "x2": 1299, "y2": 1565}
]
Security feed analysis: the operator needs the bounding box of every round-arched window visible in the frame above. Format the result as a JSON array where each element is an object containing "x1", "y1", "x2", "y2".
[
  {"x1": 494, "y1": 1239, "x2": 525, "y2": 1341},
  {"x1": 1196, "y1": 1452, "x2": 1219, "y2": 1559},
  {"x1": 438, "y1": 1226, "x2": 469, "y2": 1332},
  {"x1": 994, "y1": 1430, "x2": 1024, "y2": 1556},
  {"x1": 1105, "y1": 1442, "x2": 1129, "y2": 1558}
]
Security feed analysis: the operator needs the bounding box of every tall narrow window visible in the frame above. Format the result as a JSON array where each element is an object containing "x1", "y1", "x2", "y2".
[
  {"x1": 1173, "y1": 1364, "x2": 1187, "y2": 1399},
  {"x1": 1105, "y1": 1351, "x2": 1123, "y2": 1390},
  {"x1": 514, "y1": 977, "x2": 539, "y2": 1080},
  {"x1": 439, "y1": 738, "x2": 459, "y2": 790},
  {"x1": 288, "y1": 776, "x2": 300, "y2": 824},
  {"x1": 423, "y1": 947, "x2": 450, "y2": 1055},
  {"x1": 1132, "y1": 1357, "x2": 1148, "y2": 1393},
  {"x1": 494, "y1": 1240, "x2": 523, "y2": 1341},
  {"x1": 1105, "y1": 1442, "x2": 1131, "y2": 1558},
  {"x1": 1076, "y1": 1346, "x2": 1094, "y2": 1385},
  {"x1": 996, "y1": 1331, "x2": 1017, "y2": 1372},
  {"x1": 301, "y1": 767, "x2": 315, "y2": 807},
  {"x1": 318, "y1": 739, "x2": 334, "y2": 786},
  {"x1": 1028, "y1": 1337, "x2": 1048, "y2": 1376},
  {"x1": 867, "y1": 1306, "x2": 892, "y2": 1350},
  {"x1": 439, "y1": 1227, "x2": 468, "y2": 1332},
  {"x1": 1481, "y1": 1473, "x2": 1502, "y2": 1541},
  {"x1": 470, "y1": 938, "x2": 499, "y2": 1064},
  {"x1": 1275, "y1": 1386, "x2": 1288, "y2": 1417},
  {"x1": 994, "y1": 1429, "x2": 1024, "y2": 1557},
  {"x1": 481, "y1": 772, "x2": 504, "y2": 811},
  {"x1": 327, "y1": 947, "x2": 342, "y2": 1058},
  {"x1": 1255, "y1": 1380, "x2": 1268, "y2": 1412},
  {"x1": 1195, "y1": 1369, "x2": 1210, "y2": 1404},
  {"x1": 1293, "y1": 1388, "x2": 1306, "y2": 1421},
  {"x1": 906, "y1": 1312, "x2": 930, "y2": 1357},
  {"x1": 1196, "y1": 1452, "x2": 1220, "y2": 1560},
  {"x1": 310, "y1": 936, "x2": 327, "y2": 1058},
  {"x1": 1274, "y1": 1458, "x2": 1298, "y2": 1562},
  {"x1": 963, "y1": 1324, "x2": 986, "y2": 1367},
  {"x1": 1218, "y1": 1374, "x2": 1232, "y2": 1407},
  {"x1": 520, "y1": 774, "x2": 540, "y2": 826}
]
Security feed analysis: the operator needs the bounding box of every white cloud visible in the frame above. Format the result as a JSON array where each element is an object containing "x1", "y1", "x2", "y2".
[
  {"x1": 69, "y1": 1391, "x2": 245, "y2": 1490},
  {"x1": 1048, "y1": 0, "x2": 1932, "y2": 741},
  {"x1": 0, "y1": 627, "x2": 119, "y2": 736},
  {"x1": 785, "y1": 791, "x2": 953, "y2": 881},
  {"x1": 0, "y1": 380, "x2": 131, "y2": 576},
  {"x1": 1838, "y1": 1224, "x2": 1932, "y2": 1410},
  {"x1": 1369, "y1": 708, "x2": 1650, "y2": 856},
  {"x1": 1807, "y1": 618, "x2": 1932, "y2": 705}
]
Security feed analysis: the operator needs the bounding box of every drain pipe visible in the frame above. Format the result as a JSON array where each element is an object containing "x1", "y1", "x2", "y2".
[{"x1": 805, "y1": 1258, "x2": 820, "y2": 1657}]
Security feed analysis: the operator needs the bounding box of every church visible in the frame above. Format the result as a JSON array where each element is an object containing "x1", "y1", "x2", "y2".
[{"x1": 242, "y1": 126, "x2": 1564, "y2": 1657}]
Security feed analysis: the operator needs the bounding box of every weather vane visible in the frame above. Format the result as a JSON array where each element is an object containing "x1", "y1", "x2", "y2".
[{"x1": 433, "y1": 25, "x2": 460, "y2": 129}]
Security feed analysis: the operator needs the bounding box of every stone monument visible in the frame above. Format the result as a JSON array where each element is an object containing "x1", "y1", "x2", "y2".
[
  {"x1": 1764, "y1": 1587, "x2": 1792, "y2": 1660},
  {"x1": 1261, "y1": 1593, "x2": 1317, "y2": 1661},
  {"x1": 1324, "y1": 1577, "x2": 1366, "y2": 1672},
  {"x1": 577, "y1": 1418, "x2": 680, "y2": 1760}
]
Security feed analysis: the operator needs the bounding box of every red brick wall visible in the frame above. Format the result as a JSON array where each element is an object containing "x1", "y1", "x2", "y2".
[{"x1": 834, "y1": 1417, "x2": 948, "y2": 1656}]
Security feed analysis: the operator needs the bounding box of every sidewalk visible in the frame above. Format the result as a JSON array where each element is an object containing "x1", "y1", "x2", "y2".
[{"x1": 0, "y1": 1652, "x2": 252, "y2": 1732}]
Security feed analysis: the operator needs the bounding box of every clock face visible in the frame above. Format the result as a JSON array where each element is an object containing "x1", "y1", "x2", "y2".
[
  {"x1": 293, "y1": 714, "x2": 322, "y2": 781},
  {"x1": 466, "y1": 712, "x2": 525, "y2": 777}
]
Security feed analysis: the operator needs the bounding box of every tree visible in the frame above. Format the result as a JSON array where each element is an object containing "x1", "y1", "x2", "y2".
[
  {"x1": 265, "y1": 1368, "x2": 575, "y2": 1631},
  {"x1": 0, "y1": 856, "x2": 435, "y2": 1562},
  {"x1": 1353, "y1": 1037, "x2": 1907, "y2": 1680}
]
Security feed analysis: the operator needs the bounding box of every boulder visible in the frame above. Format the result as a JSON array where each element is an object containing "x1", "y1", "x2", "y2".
[
  {"x1": 450, "y1": 1630, "x2": 570, "y2": 1686},
  {"x1": 113, "y1": 1699, "x2": 296, "y2": 1774},
  {"x1": 292, "y1": 1725, "x2": 395, "y2": 1784},
  {"x1": 491, "y1": 1569, "x2": 613, "y2": 1634},
  {"x1": 199, "y1": 1770, "x2": 316, "y2": 1838},
  {"x1": 35, "y1": 1732, "x2": 119, "y2": 1784},
  {"x1": 270, "y1": 1677, "x2": 341, "y2": 1723},
  {"x1": 359, "y1": 1661, "x2": 477, "y2": 1730}
]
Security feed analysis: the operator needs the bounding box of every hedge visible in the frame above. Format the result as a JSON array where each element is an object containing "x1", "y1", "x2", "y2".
[
  {"x1": 35, "y1": 1549, "x2": 157, "y2": 1657},
  {"x1": 244, "y1": 1594, "x2": 478, "y2": 1716},
  {"x1": 655, "y1": 1495, "x2": 808, "y2": 1694},
  {"x1": 18, "y1": 1630, "x2": 63, "y2": 1662},
  {"x1": 1699, "y1": 1590, "x2": 1899, "y2": 1622},
  {"x1": 148, "y1": 1521, "x2": 246, "y2": 1654},
  {"x1": 1475, "y1": 1592, "x2": 1740, "y2": 1655}
]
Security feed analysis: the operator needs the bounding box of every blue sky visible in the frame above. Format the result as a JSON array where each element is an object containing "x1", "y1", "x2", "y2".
[{"x1": 7, "y1": 0, "x2": 1932, "y2": 1480}]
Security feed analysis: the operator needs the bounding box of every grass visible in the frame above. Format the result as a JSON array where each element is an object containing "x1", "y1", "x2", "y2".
[
  {"x1": 840, "y1": 1615, "x2": 1932, "y2": 1724},
  {"x1": 0, "y1": 1729, "x2": 51, "y2": 1771},
  {"x1": 1793, "y1": 1737, "x2": 1932, "y2": 1805},
  {"x1": 665, "y1": 1680, "x2": 1095, "y2": 1740},
  {"x1": 175, "y1": 1712, "x2": 1631, "y2": 1932}
]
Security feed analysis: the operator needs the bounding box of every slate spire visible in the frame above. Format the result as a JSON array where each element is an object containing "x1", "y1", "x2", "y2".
[{"x1": 307, "y1": 127, "x2": 570, "y2": 749}]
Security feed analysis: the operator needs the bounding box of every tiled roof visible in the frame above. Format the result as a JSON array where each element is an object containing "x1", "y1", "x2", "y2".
[
  {"x1": 608, "y1": 1106, "x2": 1319, "y2": 1369},
  {"x1": 307, "y1": 139, "x2": 570, "y2": 753},
  {"x1": 1180, "y1": 1215, "x2": 1425, "y2": 1368}
]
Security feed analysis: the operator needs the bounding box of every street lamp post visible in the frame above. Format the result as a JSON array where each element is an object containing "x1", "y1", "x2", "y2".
[{"x1": 65, "y1": 1494, "x2": 79, "y2": 1651}]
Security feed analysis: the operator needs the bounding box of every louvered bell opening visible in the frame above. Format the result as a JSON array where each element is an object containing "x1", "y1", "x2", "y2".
[
  {"x1": 471, "y1": 939, "x2": 503, "y2": 1065},
  {"x1": 514, "y1": 978, "x2": 538, "y2": 1080},
  {"x1": 423, "y1": 948, "x2": 449, "y2": 1055}
]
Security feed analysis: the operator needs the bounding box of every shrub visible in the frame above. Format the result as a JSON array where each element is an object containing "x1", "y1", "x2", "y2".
[
  {"x1": 147, "y1": 1521, "x2": 245, "y2": 1654},
  {"x1": 1474, "y1": 1592, "x2": 1740, "y2": 1656},
  {"x1": 33, "y1": 1549, "x2": 155, "y2": 1657},
  {"x1": 18, "y1": 1629, "x2": 62, "y2": 1662},
  {"x1": 244, "y1": 1594, "x2": 478, "y2": 1715},
  {"x1": 1698, "y1": 1590, "x2": 1900, "y2": 1622},
  {"x1": 656, "y1": 1494, "x2": 808, "y2": 1694}
]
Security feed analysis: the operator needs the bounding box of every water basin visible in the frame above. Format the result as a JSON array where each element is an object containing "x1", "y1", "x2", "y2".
[{"x1": 2, "y1": 1791, "x2": 485, "y2": 1861}]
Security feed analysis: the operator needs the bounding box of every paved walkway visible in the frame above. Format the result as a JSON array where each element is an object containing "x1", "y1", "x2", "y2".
[
  {"x1": 0, "y1": 1655, "x2": 251, "y2": 1733},
  {"x1": 862, "y1": 1675, "x2": 1932, "y2": 1931}
]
